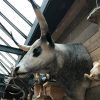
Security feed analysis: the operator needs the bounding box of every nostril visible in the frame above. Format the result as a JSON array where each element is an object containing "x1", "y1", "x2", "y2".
[
  {"x1": 15, "y1": 67, "x2": 19, "y2": 72},
  {"x1": 13, "y1": 67, "x2": 20, "y2": 76}
]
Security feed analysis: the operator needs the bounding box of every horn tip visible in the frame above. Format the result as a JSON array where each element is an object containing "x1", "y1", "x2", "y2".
[{"x1": 29, "y1": 0, "x2": 40, "y2": 9}]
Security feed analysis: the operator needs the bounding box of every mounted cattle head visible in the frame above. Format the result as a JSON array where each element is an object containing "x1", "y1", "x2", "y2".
[{"x1": 14, "y1": 0, "x2": 62, "y2": 76}]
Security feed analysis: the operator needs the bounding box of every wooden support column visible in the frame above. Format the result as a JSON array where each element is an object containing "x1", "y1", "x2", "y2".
[{"x1": 43, "y1": 82, "x2": 66, "y2": 100}]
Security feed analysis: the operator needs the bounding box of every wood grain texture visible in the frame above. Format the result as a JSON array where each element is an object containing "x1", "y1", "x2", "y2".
[
  {"x1": 90, "y1": 47, "x2": 100, "y2": 61},
  {"x1": 84, "y1": 30, "x2": 100, "y2": 53},
  {"x1": 73, "y1": 23, "x2": 98, "y2": 43},
  {"x1": 52, "y1": 0, "x2": 87, "y2": 41}
]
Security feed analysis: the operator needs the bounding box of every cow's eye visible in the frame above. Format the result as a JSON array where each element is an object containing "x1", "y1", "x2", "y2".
[{"x1": 33, "y1": 46, "x2": 42, "y2": 57}]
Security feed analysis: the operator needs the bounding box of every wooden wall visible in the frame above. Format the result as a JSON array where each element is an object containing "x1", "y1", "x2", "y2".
[
  {"x1": 52, "y1": 0, "x2": 100, "y2": 61},
  {"x1": 84, "y1": 27, "x2": 100, "y2": 61},
  {"x1": 63, "y1": 19, "x2": 100, "y2": 61}
]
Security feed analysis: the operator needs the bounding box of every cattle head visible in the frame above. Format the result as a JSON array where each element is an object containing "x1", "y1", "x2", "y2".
[{"x1": 14, "y1": 0, "x2": 63, "y2": 76}]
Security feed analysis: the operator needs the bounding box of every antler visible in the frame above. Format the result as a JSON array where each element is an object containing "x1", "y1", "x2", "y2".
[
  {"x1": 29, "y1": 0, "x2": 48, "y2": 37},
  {"x1": 10, "y1": 32, "x2": 30, "y2": 51}
]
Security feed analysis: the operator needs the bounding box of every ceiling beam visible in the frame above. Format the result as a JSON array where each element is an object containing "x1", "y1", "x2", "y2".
[
  {"x1": 0, "y1": 62, "x2": 10, "y2": 75},
  {"x1": 0, "y1": 59, "x2": 11, "y2": 70},
  {"x1": 0, "y1": 52, "x2": 14, "y2": 67},
  {"x1": 0, "y1": 36, "x2": 16, "y2": 62},
  {"x1": 3, "y1": 0, "x2": 32, "y2": 27},
  {"x1": 52, "y1": 0, "x2": 87, "y2": 41},
  {"x1": 0, "y1": 12, "x2": 27, "y2": 39},
  {"x1": 0, "y1": 45, "x2": 24, "y2": 55}
]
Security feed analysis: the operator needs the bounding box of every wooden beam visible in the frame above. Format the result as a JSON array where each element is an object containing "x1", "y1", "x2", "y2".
[
  {"x1": 73, "y1": 23, "x2": 98, "y2": 43},
  {"x1": 91, "y1": 47, "x2": 100, "y2": 61},
  {"x1": 84, "y1": 30, "x2": 100, "y2": 53},
  {"x1": 52, "y1": 0, "x2": 87, "y2": 41}
]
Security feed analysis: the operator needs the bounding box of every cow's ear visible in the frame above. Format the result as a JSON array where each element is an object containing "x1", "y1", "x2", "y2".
[
  {"x1": 46, "y1": 33, "x2": 55, "y2": 47},
  {"x1": 40, "y1": 34, "x2": 55, "y2": 47}
]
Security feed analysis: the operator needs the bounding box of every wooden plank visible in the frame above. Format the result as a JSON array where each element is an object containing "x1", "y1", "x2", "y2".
[
  {"x1": 63, "y1": 19, "x2": 92, "y2": 43},
  {"x1": 73, "y1": 23, "x2": 98, "y2": 43},
  {"x1": 58, "y1": 8, "x2": 91, "y2": 43},
  {"x1": 84, "y1": 30, "x2": 100, "y2": 53},
  {"x1": 90, "y1": 47, "x2": 100, "y2": 61},
  {"x1": 52, "y1": 0, "x2": 87, "y2": 41}
]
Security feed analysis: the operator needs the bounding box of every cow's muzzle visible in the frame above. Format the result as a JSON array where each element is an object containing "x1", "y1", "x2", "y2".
[
  {"x1": 13, "y1": 67, "x2": 20, "y2": 76},
  {"x1": 13, "y1": 67, "x2": 29, "y2": 78}
]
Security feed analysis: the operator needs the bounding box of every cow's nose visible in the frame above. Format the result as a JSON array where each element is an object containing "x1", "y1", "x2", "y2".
[
  {"x1": 15, "y1": 66, "x2": 19, "y2": 72},
  {"x1": 13, "y1": 67, "x2": 20, "y2": 76}
]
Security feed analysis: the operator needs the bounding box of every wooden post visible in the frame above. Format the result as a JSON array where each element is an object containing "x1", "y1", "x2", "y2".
[
  {"x1": 33, "y1": 84, "x2": 52, "y2": 100},
  {"x1": 43, "y1": 82, "x2": 67, "y2": 100}
]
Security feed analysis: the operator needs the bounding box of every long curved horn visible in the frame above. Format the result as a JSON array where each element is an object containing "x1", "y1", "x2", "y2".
[
  {"x1": 29, "y1": 0, "x2": 48, "y2": 36},
  {"x1": 10, "y1": 32, "x2": 31, "y2": 51}
]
